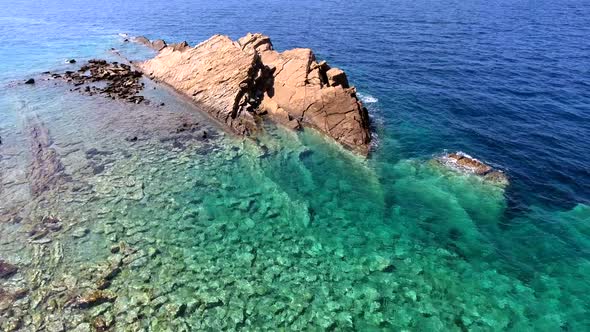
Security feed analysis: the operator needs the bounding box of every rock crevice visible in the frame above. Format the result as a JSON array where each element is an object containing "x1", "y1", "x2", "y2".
[{"x1": 138, "y1": 33, "x2": 371, "y2": 154}]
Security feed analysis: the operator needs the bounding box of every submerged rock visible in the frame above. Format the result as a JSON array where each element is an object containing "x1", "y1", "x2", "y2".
[
  {"x1": 24, "y1": 78, "x2": 35, "y2": 84},
  {"x1": 436, "y1": 152, "x2": 509, "y2": 186},
  {"x1": 75, "y1": 290, "x2": 117, "y2": 308},
  {"x1": 26, "y1": 117, "x2": 66, "y2": 196},
  {"x1": 0, "y1": 260, "x2": 18, "y2": 279},
  {"x1": 29, "y1": 215, "x2": 63, "y2": 240},
  {"x1": 92, "y1": 316, "x2": 110, "y2": 331},
  {"x1": 139, "y1": 33, "x2": 371, "y2": 155}
]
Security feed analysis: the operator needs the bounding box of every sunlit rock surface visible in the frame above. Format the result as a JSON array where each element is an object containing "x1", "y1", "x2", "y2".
[{"x1": 139, "y1": 33, "x2": 371, "y2": 155}]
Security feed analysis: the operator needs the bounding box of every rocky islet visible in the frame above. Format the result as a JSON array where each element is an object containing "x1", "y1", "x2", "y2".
[{"x1": 138, "y1": 33, "x2": 372, "y2": 155}]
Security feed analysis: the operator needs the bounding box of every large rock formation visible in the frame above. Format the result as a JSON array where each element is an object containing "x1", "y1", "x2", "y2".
[{"x1": 138, "y1": 33, "x2": 371, "y2": 154}]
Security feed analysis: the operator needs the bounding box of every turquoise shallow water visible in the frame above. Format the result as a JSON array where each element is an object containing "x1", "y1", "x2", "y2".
[{"x1": 0, "y1": 0, "x2": 589, "y2": 331}]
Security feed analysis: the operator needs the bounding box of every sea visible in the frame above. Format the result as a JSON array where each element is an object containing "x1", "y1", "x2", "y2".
[{"x1": 0, "y1": 0, "x2": 589, "y2": 330}]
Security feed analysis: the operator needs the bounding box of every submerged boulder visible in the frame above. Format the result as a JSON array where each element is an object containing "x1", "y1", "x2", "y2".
[
  {"x1": 75, "y1": 290, "x2": 117, "y2": 308},
  {"x1": 436, "y1": 152, "x2": 509, "y2": 186},
  {"x1": 0, "y1": 260, "x2": 18, "y2": 279},
  {"x1": 139, "y1": 33, "x2": 371, "y2": 155}
]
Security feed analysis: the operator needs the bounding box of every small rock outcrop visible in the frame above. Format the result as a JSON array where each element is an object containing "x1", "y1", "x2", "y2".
[
  {"x1": 139, "y1": 33, "x2": 371, "y2": 154},
  {"x1": 75, "y1": 290, "x2": 117, "y2": 308},
  {"x1": 47, "y1": 59, "x2": 147, "y2": 104},
  {"x1": 0, "y1": 260, "x2": 18, "y2": 279},
  {"x1": 133, "y1": 36, "x2": 168, "y2": 51},
  {"x1": 436, "y1": 152, "x2": 509, "y2": 186}
]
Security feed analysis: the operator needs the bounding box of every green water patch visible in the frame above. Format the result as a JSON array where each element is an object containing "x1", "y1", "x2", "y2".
[{"x1": 84, "y1": 121, "x2": 588, "y2": 330}]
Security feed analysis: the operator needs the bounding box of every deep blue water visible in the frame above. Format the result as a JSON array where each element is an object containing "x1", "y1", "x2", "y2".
[{"x1": 1, "y1": 0, "x2": 590, "y2": 329}]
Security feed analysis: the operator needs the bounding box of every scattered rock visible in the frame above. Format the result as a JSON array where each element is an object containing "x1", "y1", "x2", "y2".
[
  {"x1": 151, "y1": 296, "x2": 169, "y2": 310},
  {"x1": 46, "y1": 320, "x2": 65, "y2": 332},
  {"x1": 85, "y1": 148, "x2": 112, "y2": 158},
  {"x1": 56, "y1": 59, "x2": 147, "y2": 104},
  {"x1": 92, "y1": 316, "x2": 109, "y2": 331},
  {"x1": 484, "y1": 170, "x2": 509, "y2": 185},
  {"x1": 24, "y1": 78, "x2": 35, "y2": 84},
  {"x1": 0, "y1": 260, "x2": 18, "y2": 279},
  {"x1": 30, "y1": 238, "x2": 52, "y2": 244},
  {"x1": 164, "y1": 302, "x2": 187, "y2": 318},
  {"x1": 147, "y1": 247, "x2": 159, "y2": 258},
  {"x1": 170, "y1": 41, "x2": 190, "y2": 52},
  {"x1": 298, "y1": 149, "x2": 314, "y2": 160},
  {"x1": 75, "y1": 290, "x2": 117, "y2": 308},
  {"x1": 67, "y1": 59, "x2": 77, "y2": 64},
  {"x1": 72, "y1": 227, "x2": 90, "y2": 239},
  {"x1": 382, "y1": 264, "x2": 396, "y2": 273},
  {"x1": 151, "y1": 39, "x2": 167, "y2": 51},
  {"x1": 91, "y1": 163, "x2": 105, "y2": 175},
  {"x1": 29, "y1": 215, "x2": 63, "y2": 240},
  {"x1": 110, "y1": 245, "x2": 120, "y2": 254},
  {"x1": 71, "y1": 323, "x2": 92, "y2": 332}
]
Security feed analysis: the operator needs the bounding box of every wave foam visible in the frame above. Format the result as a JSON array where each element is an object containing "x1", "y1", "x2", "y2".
[{"x1": 357, "y1": 92, "x2": 378, "y2": 104}]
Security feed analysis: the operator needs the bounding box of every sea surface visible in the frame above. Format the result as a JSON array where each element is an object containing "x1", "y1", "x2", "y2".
[{"x1": 1, "y1": 0, "x2": 589, "y2": 330}]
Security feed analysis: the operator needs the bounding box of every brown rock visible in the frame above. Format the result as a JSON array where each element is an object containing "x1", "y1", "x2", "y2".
[
  {"x1": 238, "y1": 33, "x2": 273, "y2": 53},
  {"x1": 437, "y1": 152, "x2": 509, "y2": 186},
  {"x1": 139, "y1": 35, "x2": 261, "y2": 135},
  {"x1": 133, "y1": 36, "x2": 168, "y2": 51},
  {"x1": 326, "y1": 68, "x2": 349, "y2": 88},
  {"x1": 170, "y1": 41, "x2": 190, "y2": 52},
  {"x1": 447, "y1": 153, "x2": 492, "y2": 175},
  {"x1": 133, "y1": 36, "x2": 151, "y2": 47},
  {"x1": 0, "y1": 260, "x2": 18, "y2": 279},
  {"x1": 483, "y1": 170, "x2": 509, "y2": 186},
  {"x1": 92, "y1": 317, "x2": 109, "y2": 332},
  {"x1": 26, "y1": 119, "x2": 65, "y2": 197},
  {"x1": 139, "y1": 33, "x2": 371, "y2": 154},
  {"x1": 76, "y1": 290, "x2": 117, "y2": 308},
  {"x1": 151, "y1": 39, "x2": 167, "y2": 51}
]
